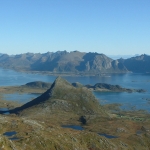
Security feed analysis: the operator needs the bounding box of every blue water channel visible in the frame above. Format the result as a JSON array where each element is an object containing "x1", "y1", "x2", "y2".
[
  {"x1": 2, "y1": 93, "x2": 41, "y2": 104},
  {"x1": 0, "y1": 68, "x2": 150, "y2": 111},
  {"x1": 62, "y1": 125, "x2": 84, "y2": 130}
]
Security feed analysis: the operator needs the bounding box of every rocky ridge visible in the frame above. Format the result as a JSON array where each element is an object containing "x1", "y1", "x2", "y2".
[{"x1": 9, "y1": 77, "x2": 105, "y2": 117}]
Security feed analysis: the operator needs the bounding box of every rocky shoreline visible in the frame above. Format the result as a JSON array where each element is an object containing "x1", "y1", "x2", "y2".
[{"x1": 72, "y1": 82, "x2": 146, "y2": 93}]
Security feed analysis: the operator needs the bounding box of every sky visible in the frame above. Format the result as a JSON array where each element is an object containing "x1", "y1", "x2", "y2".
[{"x1": 0, "y1": 0, "x2": 150, "y2": 55}]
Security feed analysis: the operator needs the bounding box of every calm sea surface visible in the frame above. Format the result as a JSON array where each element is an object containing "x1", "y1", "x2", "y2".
[{"x1": 0, "y1": 68, "x2": 150, "y2": 112}]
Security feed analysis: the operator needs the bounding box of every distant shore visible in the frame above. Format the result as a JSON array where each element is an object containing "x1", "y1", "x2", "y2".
[{"x1": 0, "y1": 66, "x2": 131, "y2": 77}]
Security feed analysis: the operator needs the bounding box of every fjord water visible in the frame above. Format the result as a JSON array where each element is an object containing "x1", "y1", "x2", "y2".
[
  {"x1": 3, "y1": 93, "x2": 41, "y2": 104},
  {"x1": 0, "y1": 68, "x2": 56, "y2": 86},
  {"x1": 0, "y1": 68, "x2": 150, "y2": 112}
]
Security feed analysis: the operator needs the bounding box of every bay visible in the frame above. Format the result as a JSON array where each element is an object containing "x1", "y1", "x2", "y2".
[
  {"x1": 0, "y1": 68, "x2": 150, "y2": 112},
  {"x1": 3, "y1": 93, "x2": 41, "y2": 104}
]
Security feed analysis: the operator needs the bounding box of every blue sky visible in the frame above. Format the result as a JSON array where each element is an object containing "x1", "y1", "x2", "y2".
[{"x1": 0, "y1": 0, "x2": 150, "y2": 55}]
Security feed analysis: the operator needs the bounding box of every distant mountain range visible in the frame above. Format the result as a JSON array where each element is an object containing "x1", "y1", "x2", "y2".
[
  {"x1": 118, "y1": 54, "x2": 150, "y2": 73},
  {"x1": 0, "y1": 51, "x2": 149, "y2": 74}
]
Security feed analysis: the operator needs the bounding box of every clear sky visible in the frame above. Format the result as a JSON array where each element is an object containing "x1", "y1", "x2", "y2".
[{"x1": 0, "y1": 0, "x2": 150, "y2": 55}]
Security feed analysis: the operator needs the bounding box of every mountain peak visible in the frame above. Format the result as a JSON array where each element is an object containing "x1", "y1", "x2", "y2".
[
  {"x1": 54, "y1": 76, "x2": 71, "y2": 85},
  {"x1": 10, "y1": 77, "x2": 104, "y2": 116},
  {"x1": 50, "y1": 76, "x2": 72, "y2": 91}
]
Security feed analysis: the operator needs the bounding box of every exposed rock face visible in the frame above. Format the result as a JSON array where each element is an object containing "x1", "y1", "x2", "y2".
[
  {"x1": 0, "y1": 51, "x2": 127, "y2": 74},
  {"x1": 118, "y1": 54, "x2": 150, "y2": 73},
  {"x1": 10, "y1": 77, "x2": 105, "y2": 116}
]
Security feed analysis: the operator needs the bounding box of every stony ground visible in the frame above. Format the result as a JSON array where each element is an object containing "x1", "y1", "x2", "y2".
[
  {"x1": 0, "y1": 82, "x2": 150, "y2": 150},
  {"x1": 0, "y1": 111, "x2": 150, "y2": 150}
]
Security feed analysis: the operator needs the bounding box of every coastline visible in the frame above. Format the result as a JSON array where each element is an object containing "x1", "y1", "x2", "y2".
[{"x1": 0, "y1": 66, "x2": 131, "y2": 77}]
